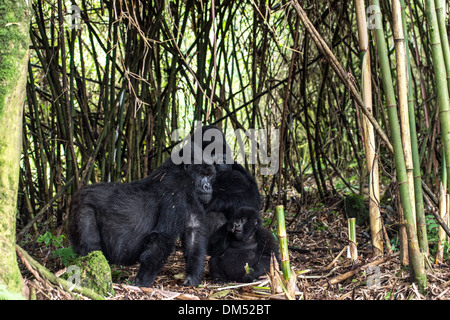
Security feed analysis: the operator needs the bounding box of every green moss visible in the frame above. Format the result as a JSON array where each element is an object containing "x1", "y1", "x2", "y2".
[
  {"x1": 0, "y1": 0, "x2": 30, "y2": 116},
  {"x1": 0, "y1": 1, "x2": 29, "y2": 298},
  {"x1": 64, "y1": 251, "x2": 115, "y2": 297},
  {"x1": 0, "y1": 284, "x2": 25, "y2": 300}
]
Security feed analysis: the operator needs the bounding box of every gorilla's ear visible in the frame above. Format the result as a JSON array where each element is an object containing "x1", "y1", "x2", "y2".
[{"x1": 254, "y1": 219, "x2": 259, "y2": 226}]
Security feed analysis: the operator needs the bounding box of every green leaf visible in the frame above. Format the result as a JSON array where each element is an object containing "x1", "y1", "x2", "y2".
[{"x1": 210, "y1": 290, "x2": 231, "y2": 298}]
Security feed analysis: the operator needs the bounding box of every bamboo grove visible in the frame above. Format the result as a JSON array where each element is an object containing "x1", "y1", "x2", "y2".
[{"x1": 20, "y1": 0, "x2": 450, "y2": 292}]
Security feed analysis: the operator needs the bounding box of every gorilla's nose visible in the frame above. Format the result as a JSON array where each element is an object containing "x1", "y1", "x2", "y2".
[{"x1": 203, "y1": 183, "x2": 212, "y2": 192}]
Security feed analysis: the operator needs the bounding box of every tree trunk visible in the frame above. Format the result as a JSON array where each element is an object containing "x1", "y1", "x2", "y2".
[{"x1": 0, "y1": 0, "x2": 30, "y2": 298}]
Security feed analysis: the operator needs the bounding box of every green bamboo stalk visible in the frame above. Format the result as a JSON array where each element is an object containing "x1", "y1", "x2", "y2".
[
  {"x1": 424, "y1": 0, "x2": 450, "y2": 192},
  {"x1": 371, "y1": 0, "x2": 427, "y2": 292},
  {"x1": 354, "y1": 0, "x2": 383, "y2": 256},
  {"x1": 108, "y1": 20, "x2": 118, "y2": 182},
  {"x1": 436, "y1": 181, "x2": 446, "y2": 264},
  {"x1": 276, "y1": 205, "x2": 291, "y2": 281},
  {"x1": 401, "y1": 0, "x2": 429, "y2": 256},
  {"x1": 437, "y1": 146, "x2": 448, "y2": 264},
  {"x1": 114, "y1": 89, "x2": 126, "y2": 182},
  {"x1": 392, "y1": 0, "x2": 426, "y2": 292},
  {"x1": 348, "y1": 218, "x2": 356, "y2": 243},
  {"x1": 100, "y1": 5, "x2": 112, "y2": 182},
  {"x1": 27, "y1": 62, "x2": 49, "y2": 200},
  {"x1": 434, "y1": 0, "x2": 450, "y2": 93},
  {"x1": 443, "y1": 147, "x2": 448, "y2": 193},
  {"x1": 291, "y1": 0, "x2": 394, "y2": 154},
  {"x1": 393, "y1": 0, "x2": 417, "y2": 232},
  {"x1": 348, "y1": 218, "x2": 358, "y2": 262},
  {"x1": 301, "y1": 34, "x2": 325, "y2": 200},
  {"x1": 430, "y1": 0, "x2": 450, "y2": 252},
  {"x1": 58, "y1": 0, "x2": 79, "y2": 192}
]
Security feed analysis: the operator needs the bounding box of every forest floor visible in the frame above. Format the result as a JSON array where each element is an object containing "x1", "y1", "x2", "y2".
[{"x1": 19, "y1": 195, "x2": 450, "y2": 300}]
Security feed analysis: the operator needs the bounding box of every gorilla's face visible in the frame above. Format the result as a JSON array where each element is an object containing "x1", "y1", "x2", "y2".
[
  {"x1": 186, "y1": 163, "x2": 216, "y2": 204},
  {"x1": 228, "y1": 207, "x2": 261, "y2": 241}
]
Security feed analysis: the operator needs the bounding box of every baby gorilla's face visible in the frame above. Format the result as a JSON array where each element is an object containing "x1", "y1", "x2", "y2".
[
  {"x1": 231, "y1": 217, "x2": 247, "y2": 235},
  {"x1": 228, "y1": 208, "x2": 260, "y2": 241}
]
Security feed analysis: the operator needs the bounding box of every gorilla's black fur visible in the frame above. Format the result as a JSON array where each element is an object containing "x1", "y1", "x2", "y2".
[
  {"x1": 69, "y1": 129, "x2": 216, "y2": 287},
  {"x1": 208, "y1": 207, "x2": 280, "y2": 283},
  {"x1": 201, "y1": 126, "x2": 262, "y2": 254},
  {"x1": 208, "y1": 163, "x2": 262, "y2": 218},
  {"x1": 69, "y1": 124, "x2": 266, "y2": 286}
]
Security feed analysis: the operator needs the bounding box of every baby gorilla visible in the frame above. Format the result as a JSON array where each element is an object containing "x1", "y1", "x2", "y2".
[{"x1": 208, "y1": 207, "x2": 280, "y2": 283}]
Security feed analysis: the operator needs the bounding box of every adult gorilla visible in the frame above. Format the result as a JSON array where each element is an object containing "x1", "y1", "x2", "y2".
[
  {"x1": 199, "y1": 126, "x2": 262, "y2": 251},
  {"x1": 69, "y1": 129, "x2": 216, "y2": 287},
  {"x1": 208, "y1": 163, "x2": 261, "y2": 218},
  {"x1": 163, "y1": 123, "x2": 262, "y2": 249}
]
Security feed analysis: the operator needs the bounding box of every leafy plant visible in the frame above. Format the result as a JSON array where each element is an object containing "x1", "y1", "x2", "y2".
[
  {"x1": 389, "y1": 237, "x2": 399, "y2": 253},
  {"x1": 425, "y1": 214, "x2": 440, "y2": 242},
  {"x1": 37, "y1": 231, "x2": 77, "y2": 266},
  {"x1": 426, "y1": 214, "x2": 450, "y2": 261},
  {"x1": 37, "y1": 231, "x2": 66, "y2": 248},
  {"x1": 53, "y1": 246, "x2": 77, "y2": 267},
  {"x1": 314, "y1": 220, "x2": 328, "y2": 232}
]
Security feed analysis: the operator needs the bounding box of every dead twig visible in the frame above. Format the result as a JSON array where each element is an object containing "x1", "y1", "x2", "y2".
[
  {"x1": 120, "y1": 284, "x2": 200, "y2": 300},
  {"x1": 329, "y1": 252, "x2": 400, "y2": 285},
  {"x1": 322, "y1": 246, "x2": 347, "y2": 272}
]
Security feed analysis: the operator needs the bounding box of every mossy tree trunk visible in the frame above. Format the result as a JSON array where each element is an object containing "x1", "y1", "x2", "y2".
[{"x1": 0, "y1": 0, "x2": 30, "y2": 297}]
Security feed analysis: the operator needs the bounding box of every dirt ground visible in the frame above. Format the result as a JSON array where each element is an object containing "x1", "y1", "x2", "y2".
[{"x1": 20, "y1": 197, "x2": 450, "y2": 300}]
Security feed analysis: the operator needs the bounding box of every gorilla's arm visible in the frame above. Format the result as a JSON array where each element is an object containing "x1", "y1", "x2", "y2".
[
  {"x1": 242, "y1": 228, "x2": 280, "y2": 282},
  {"x1": 207, "y1": 222, "x2": 230, "y2": 256}
]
